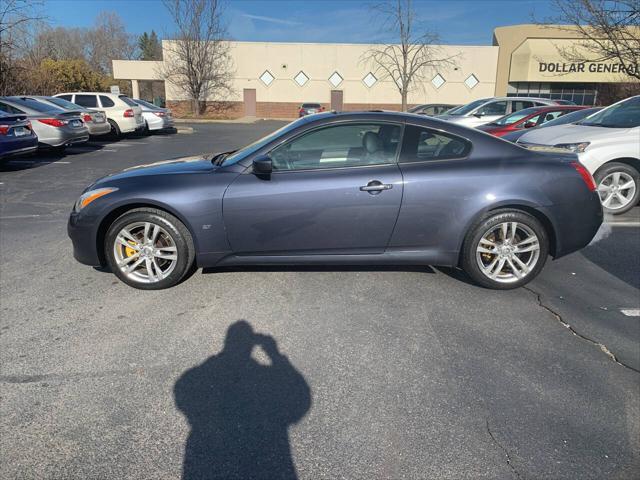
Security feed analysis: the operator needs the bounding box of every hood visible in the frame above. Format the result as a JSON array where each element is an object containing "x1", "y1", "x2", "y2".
[
  {"x1": 518, "y1": 123, "x2": 631, "y2": 145},
  {"x1": 94, "y1": 153, "x2": 217, "y2": 184}
]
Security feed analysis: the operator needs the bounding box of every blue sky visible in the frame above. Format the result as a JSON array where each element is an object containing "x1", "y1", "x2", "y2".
[{"x1": 43, "y1": 0, "x2": 556, "y2": 45}]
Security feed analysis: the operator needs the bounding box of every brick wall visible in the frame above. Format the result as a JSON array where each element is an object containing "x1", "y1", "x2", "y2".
[{"x1": 167, "y1": 100, "x2": 413, "y2": 119}]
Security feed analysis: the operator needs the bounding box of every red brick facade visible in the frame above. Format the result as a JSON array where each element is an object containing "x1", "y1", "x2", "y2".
[{"x1": 167, "y1": 100, "x2": 413, "y2": 120}]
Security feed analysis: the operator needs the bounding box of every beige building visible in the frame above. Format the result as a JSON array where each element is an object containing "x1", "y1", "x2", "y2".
[{"x1": 113, "y1": 24, "x2": 639, "y2": 118}]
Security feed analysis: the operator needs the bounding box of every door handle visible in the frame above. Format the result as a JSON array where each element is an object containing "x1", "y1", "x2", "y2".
[{"x1": 360, "y1": 180, "x2": 393, "y2": 194}]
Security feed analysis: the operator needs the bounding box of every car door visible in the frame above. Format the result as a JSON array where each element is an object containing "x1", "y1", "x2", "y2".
[{"x1": 223, "y1": 121, "x2": 404, "y2": 255}]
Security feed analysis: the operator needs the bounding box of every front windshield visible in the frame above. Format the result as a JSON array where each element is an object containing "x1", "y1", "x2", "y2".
[
  {"x1": 540, "y1": 108, "x2": 601, "y2": 128},
  {"x1": 221, "y1": 118, "x2": 307, "y2": 166},
  {"x1": 579, "y1": 96, "x2": 640, "y2": 128},
  {"x1": 448, "y1": 98, "x2": 489, "y2": 116},
  {"x1": 492, "y1": 107, "x2": 538, "y2": 125}
]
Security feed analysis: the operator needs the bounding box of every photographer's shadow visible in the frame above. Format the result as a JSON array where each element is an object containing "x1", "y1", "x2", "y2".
[{"x1": 174, "y1": 321, "x2": 311, "y2": 480}]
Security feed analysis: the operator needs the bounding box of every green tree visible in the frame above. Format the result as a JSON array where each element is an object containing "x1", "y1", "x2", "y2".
[
  {"x1": 138, "y1": 30, "x2": 162, "y2": 60},
  {"x1": 38, "y1": 58, "x2": 110, "y2": 93}
]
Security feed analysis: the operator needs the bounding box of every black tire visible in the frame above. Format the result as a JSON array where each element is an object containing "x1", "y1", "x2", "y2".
[
  {"x1": 594, "y1": 162, "x2": 639, "y2": 215},
  {"x1": 105, "y1": 208, "x2": 196, "y2": 290},
  {"x1": 108, "y1": 119, "x2": 122, "y2": 138},
  {"x1": 461, "y1": 209, "x2": 549, "y2": 290}
]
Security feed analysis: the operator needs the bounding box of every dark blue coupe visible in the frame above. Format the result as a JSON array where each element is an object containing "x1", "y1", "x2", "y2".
[
  {"x1": 0, "y1": 110, "x2": 38, "y2": 160},
  {"x1": 68, "y1": 111, "x2": 603, "y2": 289}
]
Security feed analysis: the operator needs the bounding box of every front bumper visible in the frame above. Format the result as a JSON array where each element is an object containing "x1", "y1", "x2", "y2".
[{"x1": 68, "y1": 212, "x2": 102, "y2": 266}]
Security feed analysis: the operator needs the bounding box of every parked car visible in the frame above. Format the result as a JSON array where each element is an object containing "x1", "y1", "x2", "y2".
[
  {"x1": 0, "y1": 96, "x2": 89, "y2": 151},
  {"x1": 0, "y1": 110, "x2": 38, "y2": 160},
  {"x1": 518, "y1": 96, "x2": 640, "y2": 215},
  {"x1": 477, "y1": 105, "x2": 586, "y2": 137},
  {"x1": 68, "y1": 111, "x2": 602, "y2": 290},
  {"x1": 409, "y1": 104, "x2": 460, "y2": 116},
  {"x1": 53, "y1": 92, "x2": 144, "y2": 138},
  {"x1": 132, "y1": 99, "x2": 175, "y2": 132},
  {"x1": 298, "y1": 103, "x2": 324, "y2": 117},
  {"x1": 502, "y1": 107, "x2": 602, "y2": 143},
  {"x1": 437, "y1": 97, "x2": 562, "y2": 128},
  {"x1": 30, "y1": 96, "x2": 110, "y2": 137}
]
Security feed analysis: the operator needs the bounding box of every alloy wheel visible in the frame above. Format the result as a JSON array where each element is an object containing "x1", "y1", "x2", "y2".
[
  {"x1": 113, "y1": 221, "x2": 178, "y2": 283},
  {"x1": 475, "y1": 222, "x2": 541, "y2": 284},
  {"x1": 597, "y1": 172, "x2": 636, "y2": 211}
]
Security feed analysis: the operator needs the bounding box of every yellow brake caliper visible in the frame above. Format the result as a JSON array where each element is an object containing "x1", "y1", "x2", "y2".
[{"x1": 124, "y1": 240, "x2": 138, "y2": 258}]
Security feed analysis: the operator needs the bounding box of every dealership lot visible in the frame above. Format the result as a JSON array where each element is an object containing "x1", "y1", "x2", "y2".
[{"x1": 1, "y1": 123, "x2": 639, "y2": 478}]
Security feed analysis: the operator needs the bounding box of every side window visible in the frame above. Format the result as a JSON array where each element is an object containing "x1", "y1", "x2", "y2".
[
  {"x1": 75, "y1": 94, "x2": 98, "y2": 108},
  {"x1": 269, "y1": 123, "x2": 401, "y2": 171},
  {"x1": 511, "y1": 101, "x2": 534, "y2": 112},
  {"x1": 99, "y1": 95, "x2": 115, "y2": 107},
  {"x1": 477, "y1": 101, "x2": 507, "y2": 116},
  {"x1": 539, "y1": 110, "x2": 564, "y2": 124},
  {"x1": 58, "y1": 95, "x2": 73, "y2": 101},
  {"x1": 423, "y1": 106, "x2": 437, "y2": 115},
  {"x1": 517, "y1": 114, "x2": 542, "y2": 128},
  {"x1": 400, "y1": 125, "x2": 471, "y2": 162}
]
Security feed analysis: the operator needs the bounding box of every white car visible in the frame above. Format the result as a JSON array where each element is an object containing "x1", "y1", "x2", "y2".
[
  {"x1": 53, "y1": 92, "x2": 144, "y2": 138},
  {"x1": 518, "y1": 96, "x2": 640, "y2": 215},
  {"x1": 133, "y1": 99, "x2": 175, "y2": 132},
  {"x1": 437, "y1": 97, "x2": 561, "y2": 128}
]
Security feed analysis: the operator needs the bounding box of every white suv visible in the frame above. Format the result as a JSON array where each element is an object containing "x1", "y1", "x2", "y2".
[
  {"x1": 518, "y1": 96, "x2": 640, "y2": 215},
  {"x1": 53, "y1": 92, "x2": 144, "y2": 137},
  {"x1": 437, "y1": 97, "x2": 561, "y2": 128}
]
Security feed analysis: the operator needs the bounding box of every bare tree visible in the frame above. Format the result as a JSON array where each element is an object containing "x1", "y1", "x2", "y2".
[
  {"x1": 542, "y1": 0, "x2": 640, "y2": 80},
  {"x1": 0, "y1": 0, "x2": 44, "y2": 94},
  {"x1": 361, "y1": 0, "x2": 458, "y2": 111},
  {"x1": 86, "y1": 11, "x2": 137, "y2": 75},
  {"x1": 162, "y1": 0, "x2": 233, "y2": 116}
]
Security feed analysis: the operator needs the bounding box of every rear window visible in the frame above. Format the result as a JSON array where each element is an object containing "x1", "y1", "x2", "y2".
[
  {"x1": 46, "y1": 97, "x2": 82, "y2": 110},
  {"x1": 302, "y1": 103, "x2": 321, "y2": 108},
  {"x1": 119, "y1": 95, "x2": 138, "y2": 107},
  {"x1": 57, "y1": 95, "x2": 73, "y2": 101},
  {"x1": 10, "y1": 98, "x2": 63, "y2": 113},
  {"x1": 75, "y1": 95, "x2": 98, "y2": 108},
  {"x1": 100, "y1": 95, "x2": 115, "y2": 107},
  {"x1": 400, "y1": 125, "x2": 471, "y2": 162}
]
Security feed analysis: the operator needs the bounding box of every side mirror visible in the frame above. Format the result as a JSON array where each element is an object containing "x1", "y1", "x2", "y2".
[
  {"x1": 524, "y1": 121, "x2": 536, "y2": 128},
  {"x1": 253, "y1": 155, "x2": 272, "y2": 175},
  {"x1": 474, "y1": 112, "x2": 484, "y2": 118}
]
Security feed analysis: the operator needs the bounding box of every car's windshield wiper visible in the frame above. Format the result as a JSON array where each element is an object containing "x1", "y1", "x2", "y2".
[{"x1": 211, "y1": 150, "x2": 236, "y2": 166}]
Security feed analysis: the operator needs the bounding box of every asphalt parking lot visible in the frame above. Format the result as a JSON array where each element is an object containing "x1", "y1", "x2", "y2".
[{"x1": 1, "y1": 123, "x2": 639, "y2": 479}]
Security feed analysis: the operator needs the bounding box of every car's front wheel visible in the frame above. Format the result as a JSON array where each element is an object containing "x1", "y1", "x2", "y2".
[
  {"x1": 594, "y1": 162, "x2": 639, "y2": 215},
  {"x1": 461, "y1": 210, "x2": 549, "y2": 289},
  {"x1": 105, "y1": 208, "x2": 195, "y2": 289}
]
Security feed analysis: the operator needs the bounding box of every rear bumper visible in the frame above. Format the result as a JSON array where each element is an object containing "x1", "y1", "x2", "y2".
[
  {"x1": 544, "y1": 192, "x2": 603, "y2": 258},
  {"x1": 0, "y1": 136, "x2": 38, "y2": 158},
  {"x1": 68, "y1": 212, "x2": 102, "y2": 266},
  {"x1": 88, "y1": 122, "x2": 111, "y2": 136}
]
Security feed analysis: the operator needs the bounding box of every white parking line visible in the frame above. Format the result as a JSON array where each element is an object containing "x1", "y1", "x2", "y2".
[{"x1": 620, "y1": 309, "x2": 640, "y2": 317}]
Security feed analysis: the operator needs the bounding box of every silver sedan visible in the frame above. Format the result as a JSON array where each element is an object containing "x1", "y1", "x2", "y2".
[
  {"x1": 33, "y1": 96, "x2": 111, "y2": 137},
  {"x1": 0, "y1": 96, "x2": 89, "y2": 151}
]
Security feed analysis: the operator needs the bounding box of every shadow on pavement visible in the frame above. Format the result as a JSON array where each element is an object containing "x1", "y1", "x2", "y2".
[{"x1": 174, "y1": 320, "x2": 311, "y2": 480}]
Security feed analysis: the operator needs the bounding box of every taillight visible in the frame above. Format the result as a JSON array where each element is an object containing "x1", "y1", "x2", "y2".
[
  {"x1": 38, "y1": 118, "x2": 66, "y2": 127},
  {"x1": 299, "y1": 108, "x2": 305, "y2": 114},
  {"x1": 123, "y1": 109, "x2": 134, "y2": 118},
  {"x1": 83, "y1": 114, "x2": 92, "y2": 122},
  {"x1": 320, "y1": 106, "x2": 325, "y2": 111},
  {"x1": 153, "y1": 111, "x2": 166, "y2": 117},
  {"x1": 26, "y1": 121, "x2": 32, "y2": 131},
  {"x1": 571, "y1": 161, "x2": 597, "y2": 191},
  {"x1": 0, "y1": 125, "x2": 9, "y2": 135}
]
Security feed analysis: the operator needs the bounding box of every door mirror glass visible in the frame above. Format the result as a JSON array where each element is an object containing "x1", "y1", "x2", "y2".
[
  {"x1": 524, "y1": 121, "x2": 536, "y2": 128},
  {"x1": 253, "y1": 155, "x2": 273, "y2": 175}
]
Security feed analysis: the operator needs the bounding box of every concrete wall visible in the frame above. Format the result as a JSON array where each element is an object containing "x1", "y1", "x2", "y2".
[{"x1": 115, "y1": 41, "x2": 499, "y2": 118}]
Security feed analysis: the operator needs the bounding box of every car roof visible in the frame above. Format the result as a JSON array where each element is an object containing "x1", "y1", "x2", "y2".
[{"x1": 56, "y1": 92, "x2": 123, "y2": 96}]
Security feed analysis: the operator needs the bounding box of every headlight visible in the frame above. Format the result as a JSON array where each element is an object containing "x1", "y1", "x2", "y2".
[
  {"x1": 553, "y1": 142, "x2": 590, "y2": 153},
  {"x1": 74, "y1": 187, "x2": 118, "y2": 212}
]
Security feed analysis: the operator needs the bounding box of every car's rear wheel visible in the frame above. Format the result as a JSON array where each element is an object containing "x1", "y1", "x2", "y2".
[
  {"x1": 594, "y1": 162, "x2": 639, "y2": 215},
  {"x1": 461, "y1": 210, "x2": 549, "y2": 289},
  {"x1": 105, "y1": 208, "x2": 195, "y2": 289},
  {"x1": 108, "y1": 119, "x2": 122, "y2": 138}
]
